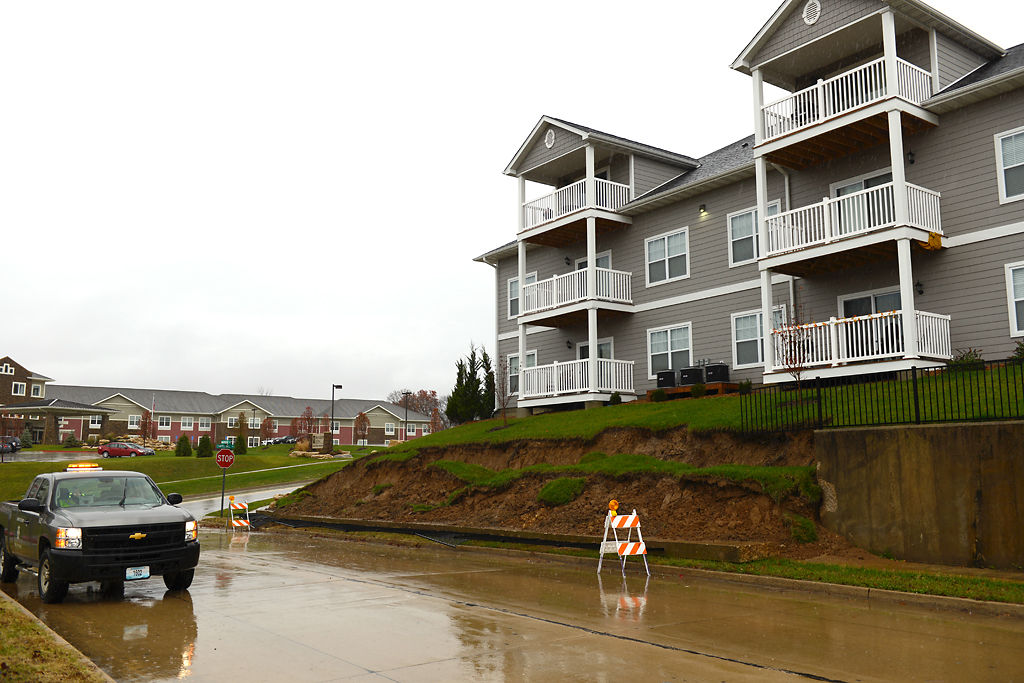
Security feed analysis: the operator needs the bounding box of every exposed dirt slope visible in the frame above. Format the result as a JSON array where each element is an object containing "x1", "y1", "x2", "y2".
[{"x1": 279, "y1": 427, "x2": 857, "y2": 560}]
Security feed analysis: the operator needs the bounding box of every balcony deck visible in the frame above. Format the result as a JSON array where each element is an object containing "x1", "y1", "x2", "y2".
[
  {"x1": 519, "y1": 178, "x2": 632, "y2": 246},
  {"x1": 520, "y1": 268, "x2": 632, "y2": 320},
  {"x1": 520, "y1": 359, "x2": 635, "y2": 401}
]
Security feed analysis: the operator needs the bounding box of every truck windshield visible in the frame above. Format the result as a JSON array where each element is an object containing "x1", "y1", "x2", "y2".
[{"x1": 53, "y1": 477, "x2": 165, "y2": 508}]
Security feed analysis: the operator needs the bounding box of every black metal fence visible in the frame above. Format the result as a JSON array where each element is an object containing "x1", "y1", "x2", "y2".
[{"x1": 740, "y1": 359, "x2": 1024, "y2": 433}]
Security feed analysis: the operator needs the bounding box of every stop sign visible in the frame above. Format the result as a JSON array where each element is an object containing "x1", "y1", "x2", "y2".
[{"x1": 216, "y1": 449, "x2": 235, "y2": 469}]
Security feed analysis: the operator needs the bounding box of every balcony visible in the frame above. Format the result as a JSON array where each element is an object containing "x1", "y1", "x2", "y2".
[
  {"x1": 521, "y1": 268, "x2": 632, "y2": 318},
  {"x1": 521, "y1": 358, "x2": 635, "y2": 400},
  {"x1": 522, "y1": 178, "x2": 631, "y2": 232},
  {"x1": 769, "y1": 310, "x2": 951, "y2": 374},
  {"x1": 764, "y1": 182, "x2": 941, "y2": 260},
  {"x1": 761, "y1": 57, "x2": 932, "y2": 143}
]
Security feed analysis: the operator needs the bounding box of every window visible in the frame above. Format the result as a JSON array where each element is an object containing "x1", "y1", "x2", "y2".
[
  {"x1": 508, "y1": 351, "x2": 537, "y2": 395},
  {"x1": 831, "y1": 169, "x2": 893, "y2": 235},
  {"x1": 158, "y1": 416, "x2": 171, "y2": 430},
  {"x1": 575, "y1": 252, "x2": 611, "y2": 270},
  {"x1": 0, "y1": 363, "x2": 12, "y2": 375},
  {"x1": 199, "y1": 417, "x2": 211, "y2": 431},
  {"x1": 996, "y1": 127, "x2": 1024, "y2": 204},
  {"x1": 647, "y1": 324, "x2": 691, "y2": 378},
  {"x1": 157, "y1": 435, "x2": 171, "y2": 444},
  {"x1": 271, "y1": 419, "x2": 279, "y2": 431},
  {"x1": 840, "y1": 289, "x2": 901, "y2": 317},
  {"x1": 248, "y1": 436, "x2": 260, "y2": 448},
  {"x1": 181, "y1": 417, "x2": 194, "y2": 430},
  {"x1": 406, "y1": 423, "x2": 416, "y2": 436},
  {"x1": 128, "y1": 415, "x2": 141, "y2": 429},
  {"x1": 89, "y1": 415, "x2": 103, "y2": 429},
  {"x1": 729, "y1": 202, "x2": 780, "y2": 266},
  {"x1": 508, "y1": 272, "x2": 538, "y2": 318},
  {"x1": 227, "y1": 417, "x2": 238, "y2": 428},
  {"x1": 357, "y1": 439, "x2": 367, "y2": 446},
  {"x1": 11, "y1": 382, "x2": 25, "y2": 396},
  {"x1": 645, "y1": 228, "x2": 689, "y2": 286},
  {"x1": 384, "y1": 423, "x2": 395, "y2": 435},
  {"x1": 226, "y1": 436, "x2": 236, "y2": 445},
  {"x1": 384, "y1": 440, "x2": 391, "y2": 446},
  {"x1": 578, "y1": 339, "x2": 613, "y2": 360},
  {"x1": 331, "y1": 420, "x2": 340, "y2": 432},
  {"x1": 732, "y1": 308, "x2": 786, "y2": 369},
  {"x1": 30, "y1": 384, "x2": 42, "y2": 398},
  {"x1": 423, "y1": 425, "x2": 431, "y2": 435},
  {"x1": 1007, "y1": 262, "x2": 1024, "y2": 336}
]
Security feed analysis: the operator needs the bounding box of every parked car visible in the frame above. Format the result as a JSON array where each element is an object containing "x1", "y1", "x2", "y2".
[
  {"x1": 97, "y1": 442, "x2": 150, "y2": 458},
  {"x1": 0, "y1": 436, "x2": 22, "y2": 452},
  {"x1": 276, "y1": 435, "x2": 297, "y2": 444}
]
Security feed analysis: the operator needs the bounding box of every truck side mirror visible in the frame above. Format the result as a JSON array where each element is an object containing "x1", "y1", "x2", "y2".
[
  {"x1": 166, "y1": 493, "x2": 182, "y2": 505},
  {"x1": 18, "y1": 498, "x2": 43, "y2": 513}
]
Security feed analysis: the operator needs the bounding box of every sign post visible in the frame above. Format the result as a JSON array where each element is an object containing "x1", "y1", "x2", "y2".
[{"x1": 216, "y1": 448, "x2": 235, "y2": 517}]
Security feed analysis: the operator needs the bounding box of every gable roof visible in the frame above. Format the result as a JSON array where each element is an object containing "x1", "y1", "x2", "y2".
[
  {"x1": 0, "y1": 356, "x2": 54, "y2": 382},
  {"x1": 925, "y1": 42, "x2": 1024, "y2": 113},
  {"x1": 504, "y1": 115, "x2": 699, "y2": 177}
]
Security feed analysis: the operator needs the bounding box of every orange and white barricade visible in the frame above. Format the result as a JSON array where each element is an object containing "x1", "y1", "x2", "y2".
[
  {"x1": 597, "y1": 506, "x2": 650, "y2": 576},
  {"x1": 228, "y1": 496, "x2": 250, "y2": 529}
]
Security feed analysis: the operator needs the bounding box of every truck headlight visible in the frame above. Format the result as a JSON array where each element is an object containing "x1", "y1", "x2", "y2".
[
  {"x1": 185, "y1": 520, "x2": 197, "y2": 542},
  {"x1": 56, "y1": 527, "x2": 83, "y2": 550}
]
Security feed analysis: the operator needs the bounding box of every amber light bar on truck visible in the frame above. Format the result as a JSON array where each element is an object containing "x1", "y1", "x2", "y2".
[{"x1": 65, "y1": 463, "x2": 102, "y2": 472}]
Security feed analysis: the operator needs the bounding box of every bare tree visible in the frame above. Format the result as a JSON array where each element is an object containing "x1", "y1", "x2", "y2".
[
  {"x1": 138, "y1": 410, "x2": 155, "y2": 448},
  {"x1": 774, "y1": 309, "x2": 812, "y2": 398},
  {"x1": 259, "y1": 417, "x2": 274, "y2": 446},
  {"x1": 257, "y1": 386, "x2": 274, "y2": 396},
  {"x1": 495, "y1": 355, "x2": 514, "y2": 426},
  {"x1": 353, "y1": 412, "x2": 370, "y2": 443}
]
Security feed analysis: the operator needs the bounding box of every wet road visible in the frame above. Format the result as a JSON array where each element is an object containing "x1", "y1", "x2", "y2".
[
  {"x1": 4, "y1": 531, "x2": 1023, "y2": 682},
  {"x1": 2, "y1": 450, "x2": 100, "y2": 462}
]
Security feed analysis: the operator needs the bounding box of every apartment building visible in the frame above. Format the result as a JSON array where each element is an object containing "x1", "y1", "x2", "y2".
[{"x1": 476, "y1": 0, "x2": 1024, "y2": 412}]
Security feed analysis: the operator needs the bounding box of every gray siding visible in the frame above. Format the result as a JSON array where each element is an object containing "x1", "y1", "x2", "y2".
[
  {"x1": 752, "y1": 0, "x2": 885, "y2": 68},
  {"x1": 633, "y1": 157, "x2": 686, "y2": 197},
  {"x1": 518, "y1": 126, "x2": 585, "y2": 174},
  {"x1": 936, "y1": 33, "x2": 987, "y2": 89},
  {"x1": 897, "y1": 28, "x2": 931, "y2": 72}
]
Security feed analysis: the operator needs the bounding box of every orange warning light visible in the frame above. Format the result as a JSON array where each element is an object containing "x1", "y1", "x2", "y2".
[
  {"x1": 609, "y1": 499, "x2": 619, "y2": 516},
  {"x1": 229, "y1": 495, "x2": 235, "y2": 502}
]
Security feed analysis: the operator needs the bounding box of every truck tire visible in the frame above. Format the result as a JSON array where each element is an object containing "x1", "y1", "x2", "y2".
[
  {"x1": 38, "y1": 549, "x2": 69, "y2": 604},
  {"x1": 0, "y1": 534, "x2": 19, "y2": 583},
  {"x1": 163, "y1": 568, "x2": 194, "y2": 591}
]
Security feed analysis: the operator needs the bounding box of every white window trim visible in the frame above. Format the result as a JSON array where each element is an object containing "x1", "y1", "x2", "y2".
[
  {"x1": 11, "y1": 382, "x2": 26, "y2": 396},
  {"x1": 576, "y1": 337, "x2": 614, "y2": 360},
  {"x1": 198, "y1": 418, "x2": 212, "y2": 431},
  {"x1": 128, "y1": 415, "x2": 141, "y2": 429},
  {"x1": 247, "y1": 436, "x2": 260, "y2": 448},
  {"x1": 645, "y1": 322, "x2": 693, "y2": 380},
  {"x1": 829, "y1": 167, "x2": 894, "y2": 197},
  {"x1": 89, "y1": 415, "x2": 103, "y2": 428},
  {"x1": 158, "y1": 416, "x2": 171, "y2": 430},
  {"x1": 995, "y1": 126, "x2": 1024, "y2": 205},
  {"x1": 644, "y1": 227, "x2": 690, "y2": 288},
  {"x1": 271, "y1": 419, "x2": 279, "y2": 431},
  {"x1": 384, "y1": 422, "x2": 395, "y2": 435},
  {"x1": 384, "y1": 439, "x2": 391, "y2": 446},
  {"x1": 0, "y1": 363, "x2": 12, "y2": 375},
  {"x1": 226, "y1": 436, "x2": 236, "y2": 445},
  {"x1": 728, "y1": 200, "x2": 781, "y2": 268},
  {"x1": 837, "y1": 286, "x2": 901, "y2": 317},
  {"x1": 157, "y1": 435, "x2": 172, "y2": 444},
  {"x1": 181, "y1": 417, "x2": 194, "y2": 429},
  {"x1": 1006, "y1": 260, "x2": 1024, "y2": 337},
  {"x1": 507, "y1": 350, "x2": 537, "y2": 396},
  {"x1": 731, "y1": 306, "x2": 786, "y2": 370},
  {"x1": 357, "y1": 439, "x2": 367, "y2": 446},
  {"x1": 30, "y1": 384, "x2": 43, "y2": 398},
  {"x1": 507, "y1": 271, "x2": 538, "y2": 319},
  {"x1": 406, "y1": 423, "x2": 416, "y2": 436},
  {"x1": 574, "y1": 250, "x2": 612, "y2": 270}
]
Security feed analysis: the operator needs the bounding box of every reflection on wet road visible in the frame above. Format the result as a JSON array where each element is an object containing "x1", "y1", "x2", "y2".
[{"x1": 4, "y1": 530, "x2": 1024, "y2": 682}]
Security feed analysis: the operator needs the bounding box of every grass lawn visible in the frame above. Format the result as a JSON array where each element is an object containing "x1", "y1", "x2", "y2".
[{"x1": 0, "y1": 596, "x2": 108, "y2": 682}]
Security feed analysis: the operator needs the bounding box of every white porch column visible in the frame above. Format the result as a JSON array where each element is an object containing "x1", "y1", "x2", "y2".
[
  {"x1": 882, "y1": 10, "x2": 898, "y2": 98},
  {"x1": 628, "y1": 154, "x2": 635, "y2": 199},
  {"x1": 587, "y1": 307, "x2": 598, "y2": 393},
  {"x1": 517, "y1": 240, "x2": 527, "y2": 367},
  {"x1": 752, "y1": 68, "x2": 765, "y2": 144},
  {"x1": 585, "y1": 143, "x2": 596, "y2": 207},
  {"x1": 929, "y1": 29, "x2": 941, "y2": 93},
  {"x1": 586, "y1": 216, "x2": 597, "y2": 299},
  {"x1": 761, "y1": 268, "x2": 775, "y2": 371},
  {"x1": 755, "y1": 156, "x2": 769, "y2": 257},
  {"x1": 897, "y1": 238, "x2": 920, "y2": 359},
  {"x1": 887, "y1": 109, "x2": 910, "y2": 226},
  {"x1": 517, "y1": 176, "x2": 526, "y2": 233}
]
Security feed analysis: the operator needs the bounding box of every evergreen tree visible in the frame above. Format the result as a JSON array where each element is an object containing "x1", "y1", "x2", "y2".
[
  {"x1": 445, "y1": 345, "x2": 495, "y2": 425},
  {"x1": 175, "y1": 435, "x2": 192, "y2": 457},
  {"x1": 235, "y1": 411, "x2": 248, "y2": 454},
  {"x1": 478, "y1": 349, "x2": 495, "y2": 420},
  {"x1": 20, "y1": 426, "x2": 33, "y2": 448},
  {"x1": 196, "y1": 435, "x2": 213, "y2": 458}
]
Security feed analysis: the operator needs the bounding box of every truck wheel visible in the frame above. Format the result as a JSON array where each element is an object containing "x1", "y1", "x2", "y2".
[
  {"x1": 100, "y1": 580, "x2": 124, "y2": 598},
  {"x1": 38, "y1": 550, "x2": 69, "y2": 604},
  {"x1": 163, "y1": 568, "x2": 194, "y2": 591},
  {"x1": 0, "y1": 534, "x2": 19, "y2": 583}
]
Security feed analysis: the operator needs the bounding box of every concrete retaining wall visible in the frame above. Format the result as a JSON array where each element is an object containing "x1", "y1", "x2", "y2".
[{"x1": 816, "y1": 422, "x2": 1023, "y2": 569}]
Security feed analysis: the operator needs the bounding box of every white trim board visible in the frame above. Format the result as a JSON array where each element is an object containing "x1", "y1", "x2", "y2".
[
  {"x1": 498, "y1": 326, "x2": 556, "y2": 342},
  {"x1": 944, "y1": 221, "x2": 1024, "y2": 248},
  {"x1": 633, "y1": 274, "x2": 790, "y2": 313}
]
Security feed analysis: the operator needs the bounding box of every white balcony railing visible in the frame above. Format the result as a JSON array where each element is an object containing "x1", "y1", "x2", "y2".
[
  {"x1": 521, "y1": 268, "x2": 632, "y2": 316},
  {"x1": 770, "y1": 310, "x2": 951, "y2": 372},
  {"x1": 764, "y1": 182, "x2": 941, "y2": 256},
  {"x1": 522, "y1": 178, "x2": 631, "y2": 231},
  {"x1": 761, "y1": 57, "x2": 933, "y2": 142},
  {"x1": 521, "y1": 358, "x2": 635, "y2": 399}
]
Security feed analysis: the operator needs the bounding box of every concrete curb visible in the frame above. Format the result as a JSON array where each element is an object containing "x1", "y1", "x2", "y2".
[{"x1": 0, "y1": 589, "x2": 115, "y2": 682}]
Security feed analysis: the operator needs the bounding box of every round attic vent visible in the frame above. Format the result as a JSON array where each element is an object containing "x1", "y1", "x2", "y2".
[
  {"x1": 802, "y1": 0, "x2": 821, "y2": 25},
  {"x1": 544, "y1": 128, "x2": 555, "y2": 149}
]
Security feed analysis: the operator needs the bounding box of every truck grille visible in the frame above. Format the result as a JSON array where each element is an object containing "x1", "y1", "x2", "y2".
[{"x1": 83, "y1": 523, "x2": 184, "y2": 554}]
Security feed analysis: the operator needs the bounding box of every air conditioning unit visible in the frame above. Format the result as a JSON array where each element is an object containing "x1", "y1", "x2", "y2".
[
  {"x1": 705, "y1": 363, "x2": 729, "y2": 383},
  {"x1": 678, "y1": 367, "x2": 704, "y2": 386},
  {"x1": 656, "y1": 370, "x2": 677, "y2": 388}
]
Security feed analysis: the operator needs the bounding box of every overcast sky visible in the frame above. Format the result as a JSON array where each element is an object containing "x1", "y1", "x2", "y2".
[{"x1": 2, "y1": 1, "x2": 1019, "y2": 401}]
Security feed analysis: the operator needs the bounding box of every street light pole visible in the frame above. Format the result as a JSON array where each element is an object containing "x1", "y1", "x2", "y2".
[
  {"x1": 402, "y1": 390, "x2": 411, "y2": 442},
  {"x1": 330, "y1": 383, "x2": 343, "y2": 453}
]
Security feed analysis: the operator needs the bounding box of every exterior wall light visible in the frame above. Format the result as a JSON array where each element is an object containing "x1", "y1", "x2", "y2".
[
  {"x1": 915, "y1": 281, "x2": 924, "y2": 295},
  {"x1": 699, "y1": 204, "x2": 707, "y2": 216}
]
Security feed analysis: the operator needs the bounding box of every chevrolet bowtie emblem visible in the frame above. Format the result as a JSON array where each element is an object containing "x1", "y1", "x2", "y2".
[{"x1": 128, "y1": 533, "x2": 147, "y2": 540}]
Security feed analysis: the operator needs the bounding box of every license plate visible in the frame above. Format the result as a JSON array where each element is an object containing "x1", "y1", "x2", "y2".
[{"x1": 125, "y1": 566, "x2": 150, "y2": 580}]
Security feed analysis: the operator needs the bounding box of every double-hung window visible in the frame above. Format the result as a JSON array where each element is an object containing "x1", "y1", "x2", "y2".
[
  {"x1": 732, "y1": 308, "x2": 786, "y2": 368},
  {"x1": 11, "y1": 382, "x2": 25, "y2": 396},
  {"x1": 508, "y1": 272, "x2": 537, "y2": 318},
  {"x1": 128, "y1": 415, "x2": 141, "y2": 429},
  {"x1": 227, "y1": 417, "x2": 238, "y2": 428},
  {"x1": 406, "y1": 423, "x2": 415, "y2": 437},
  {"x1": 384, "y1": 423, "x2": 395, "y2": 435},
  {"x1": 508, "y1": 351, "x2": 537, "y2": 395},
  {"x1": 181, "y1": 417, "x2": 194, "y2": 430},
  {"x1": 199, "y1": 417, "x2": 211, "y2": 431},
  {"x1": 729, "y1": 202, "x2": 780, "y2": 266},
  {"x1": 996, "y1": 127, "x2": 1024, "y2": 204},
  {"x1": 647, "y1": 324, "x2": 691, "y2": 378},
  {"x1": 645, "y1": 229, "x2": 689, "y2": 285},
  {"x1": 30, "y1": 384, "x2": 42, "y2": 398},
  {"x1": 1007, "y1": 262, "x2": 1024, "y2": 336},
  {"x1": 158, "y1": 416, "x2": 171, "y2": 430},
  {"x1": 89, "y1": 415, "x2": 103, "y2": 429}
]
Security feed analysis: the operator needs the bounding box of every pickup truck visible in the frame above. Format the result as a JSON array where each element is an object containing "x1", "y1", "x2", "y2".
[{"x1": 0, "y1": 464, "x2": 200, "y2": 603}]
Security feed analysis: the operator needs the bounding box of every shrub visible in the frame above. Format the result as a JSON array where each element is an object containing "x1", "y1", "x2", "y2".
[
  {"x1": 196, "y1": 435, "x2": 213, "y2": 458},
  {"x1": 785, "y1": 513, "x2": 818, "y2": 544},
  {"x1": 650, "y1": 389, "x2": 668, "y2": 403},
  {"x1": 175, "y1": 435, "x2": 192, "y2": 458},
  {"x1": 1012, "y1": 340, "x2": 1024, "y2": 362},
  {"x1": 608, "y1": 392, "x2": 622, "y2": 405},
  {"x1": 738, "y1": 380, "x2": 753, "y2": 395},
  {"x1": 62, "y1": 435, "x2": 81, "y2": 448},
  {"x1": 296, "y1": 438, "x2": 310, "y2": 452},
  {"x1": 949, "y1": 347, "x2": 984, "y2": 370},
  {"x1": 690, "y1": 383, "x2": 706, "y2": 398},
  {"x1": 537, "y1": 477, "x2": 586, "y2": 506},
  {"x1": 20, "y1": 427, "x2": 33, "y2": 448},
  {"x1": 235, "y1": 436, "x2": 247, "y2": 455}
]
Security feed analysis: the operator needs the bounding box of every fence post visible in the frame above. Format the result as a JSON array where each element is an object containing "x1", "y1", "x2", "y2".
[
  {"x1": 816, "y1": 378, "x2": 823, "y2": 428},
  {"x1": 911, "y1": 366, "x2": 920, "y2": 424}
]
